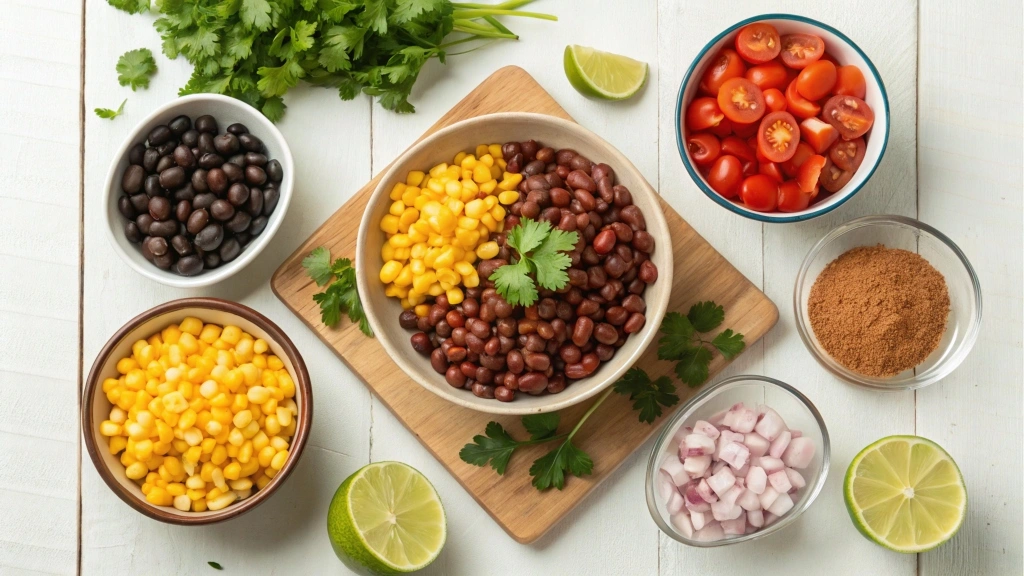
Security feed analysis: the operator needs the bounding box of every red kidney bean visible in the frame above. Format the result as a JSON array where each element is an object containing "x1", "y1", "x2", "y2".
[
  {"x1": 566, "y1": 170, "x2": 597, "y2": 192},
  {"x1": 410, "y1": 333, "x2": 433, "y2": 356},
  {"x1": 576, "y1": 298, "x2": 599, "y2": 317},
  {"x1": 556, "y1": 149, "x2": 577, "y2": 165},
  {"x1": 572, "y1": 317, "x2": 594, "y2": 347},
  {"x1": 581, "y1": 353, "x2": 600, "y2": 375},
  {"x1": 595, "y1": 344, "x2": 615, "y2": 362},
  {"x1": 518, "y1": 372, "x2": 549, "y2": 393},
  {"x1": 609, "y1": 222, "x2": 633, "y2": 243},
  {"x1": 451, "y1": 327, "x2": 467, "y2": 346},
  {"x1": 460, "y1": 361, "x2": 478, "y2": 378},
  {"x1": 594, "y1": 323, "x2": 618, "y2": 345},
  {"x1": 606, "y1": 306, "x2": 629, "y2": 326},
  {"x1": 537, "y1": 321, "x2": 555, "y2": 340},
  {"x1": 494, "y1": 299, "x2": 513, "y2": 319},
  {"x1": 506, "y1": 350, "x2": 525, "y2": 373},
  {"x1": 427, "y1": 306, "x2": 446, "y2": 326},
  {"x1": 545, "y1": 172, "x2": 564, "y2": 188},
  {"x1": 555, "y1": 164, "x2": 571, "y2": 179},
  {"x1": 496, "y1": 317, "x2": 516, "y2": 338},
  {"x1": 550, "y1": 187, "x2": 571, "y2": 207},
  {"x1": 536, "y1": 147, "x2": 555, "y2": 163},
  {"x1": 564, "y1": 363, "x2": 587, "y2": 379},
  {"x1": 569, "y1": 155, "x2": 593, "y2": 172},
  {"x1": 445, "y1": 310, "x2": 465, "y2": 328},
  {"x1": 546, "y1": 374, "x2": 567, "y2": 394},
  {"x1": 446, "y1": 366, "x2": 466, "y2": 388},
  {"x1": 446, "y1": 346, "x2": 467, "y2": 362},
  {"x1": 478, "y1": 303, "x2": 496, "y2": 323},
  {"x1": 484, "y1": 336, "x2": 501, "y2": 356},
  {"x1": 526, "y1": 174, "x2": 550, "y2": 191},
  {"x1": 526, "y1": 189, "x2": 548, "y2": 206},
  {"x1": 520, "y1": 201, "x2": 540, "y2": 219},
  {"x1": 603, "y1": 255, "x2": 628, "y2": 279},
  {"x1": 472, "y1": 383, "x2": 495, "y2": 399},
  {"x1": 435, "y1": 320, "x2": 452, "y2": 339},
  {"x1": 550, "y1": 318, "x2": 568, "y2": 342},
  {"x1": 620, "y1": 205, "x2": 646, "y2": 231},
  {"x1": 587, "y1": 266, "x2": 607, "y2": 289},
  {"x1": 624, "y1": 312, "x2": 647, "y2": 334},
  {"x1": 574, "y1": 189, "x2": 597, "y2": 212},
  {"x1": 628, "y1": 278, "x2": 646, "y2": 294},
  {"x1": 499, "y1": 335, "x2": 516, "y2": 354},
  {"x1": 540, "y1": 206, "x2": 561, "y2": 225},
  {"x1": 430, "y1": 348, "x2": 448, "y2": 374},
  {"x1": 466, "y1": 333, "x2": 486, "y2": 354},
  {"x1": 639, "y1": 260, "x2": 659, "y2": 284},
  {"x1": 591, "y1": 163, "x2": 614, "y2": 182},
  {"x1": 502, "y1": 142, "x2": 521, "y2": 161},
  {"x1": 520, "y1": 140, "x2": 539, "y2": 160},
  {"x1": 523, "y1": 160, "x2": 546, "y2": 176},
  {"x1": 524, "y1": 351, "x2": 551, "y2": 371},
  {"x1": 523, "y1": 334, "x2": 544, "y2": 352},
  {"x1": 475, "y1": 366, "x2": 494, "y2": 384},
  {"x1": 612, "y1": 185, "x2": 633, "y2": 207},
  {"x1": 559, "y1": 343, "x2": 582, "y2": 364},
  {"x1": 506, "y1": 153, "x2": 523, "y2": 173},
  {"x1": 462, "y1": 298, "x2": 479, "y2": 318},
  {"x1": 495, "y1": 386, "x2": 515, "y2": 402},
  {"x1": 596, "y1": 176, "x2": 615, "y2": 203},
  {"x1": 622, "y1": 294, "x2": 646, "y2": 313}
]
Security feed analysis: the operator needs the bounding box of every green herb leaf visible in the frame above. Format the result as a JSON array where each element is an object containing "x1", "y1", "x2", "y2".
[
  {"x1": 240, "y1": 0, "x2": 272, "y2": 31},
  {"x1": 489, "y1": 259, "x2": 537, "y2": 307},
  {"x1": 302, "y1": 246, "x2": 335, "y2": 286},
  {"x1": 687, "y1": 301, "x2": 725, "y2": 333},
  {"x1": 95, "y1": 99, "x2": 127, "y2": 119},
  {"x1": 303, "y1": 248, "x2": 371, "y2": 336},
  {"x1": 521, "y1": 412, "x2": 559, "y2": 441},
  {"x1": 529, "y1": 439, "x2": 593, "y2": 491},
  {"x1": 613, "y1": 367, "x2": 679, "y2": 424},
  {"x1": 458, "y1": 421, "x2": 519, "y2": 475},
  {"x1": 107, "y1": 0, "x2": 149, "y2": 15},
  {"x1": 208, "y1": 561, "x2": 223, "y2": 570},
  {"x1": 657, "y1": 312, "x2": 695, "y2": 360},
  {"x1": 505, "y1": 217, "x2": 549, "y2": 255},
  {"x1": 711, "y1": 328, "x2": 745, "y2": 359},
  {"x1": 674, "y1": 346, "x2": 712, "y2": 388},
  {"x1": 117, "y1": 48, "x2": 158, "y2": 91},
  {"x1": 491, "y1": 218, "x2": 578, "y2": 307}
]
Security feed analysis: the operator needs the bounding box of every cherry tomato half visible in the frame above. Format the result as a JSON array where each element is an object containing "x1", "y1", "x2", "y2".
[
  {"x1": 707, "y1": 155, "x2": 744, "y2": 199},
  {"x1": 785, "y1": 78, "x2": 821, "y2": 119},
  {"x1": 779, "y1": 33, "x2": 824, "y2": 69},
  {"x1": 763, "y1": 88, "x2": 787, "y2": 112},
  {"x1": 777, "y1": 180, "x2": 811, "y2": 212},
  {"x1": 687, "y1": 133, "x2": 722, "y2": 166},
  {"x1": 708, "y1": 118, "x2": 733, "y2": 137},
  {"x1": 833, "y1": 65, "x2": 867, "y2": 99},
  {"x1": 757, "y1": 111, "x2": 800, "y2": 163},
  {"x1": 819, "y1": 157, "x2": 854, "y2": 193},
  {"x1": 718, "y1": 77, "x2": 766, "y2": 124},
  {"x1": 781, "y1": 141, "x2": 815, "y2": 177},
  {"x1": 739, "y1": 174, "x2": 779, "y2": 211},
  {"x1": 759, "y1": 161, "x2": 785, "y2": 182},
  {"x1": 822, "y1": 95, "x2": 874, "y2": 139},
  {"x1": 721, "y1": 136, "x2": 756, "y2": 162},
  {"x1": 828, "y1": 137, "x2": 866, "y2": 171},
  {"x1": 700, "y1": 48, "x2": 747, "y2": 95},
  {"x1": 800, "y1": 117, "x2": 839, "y2": 154},
  {"x1": 797, "y1": 154, "x2": 827, "y2": 196},
  {"x1": 686, "y1": 97, "x2": 726, "y2": 131},
  {"x1": 796, "y1": 60, "x2": 837, "y2": 101},
  {"x1": 735, "y1": 23, "x2": 782, "y2": 64},
  {"x1": 745, "y1": 60, "x2": 789, "y2": 91}
]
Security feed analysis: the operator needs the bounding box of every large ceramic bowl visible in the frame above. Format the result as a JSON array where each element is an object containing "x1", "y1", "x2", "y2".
[
  {"x1": 676, "y1": 14, "x2": 890, "y2": 222},
  {"x1": 356, "y1": 113, "x2": 674, "y2": 415},
  {"x1": 103, "y1": 94, "x2": 294, "y2": 287}
]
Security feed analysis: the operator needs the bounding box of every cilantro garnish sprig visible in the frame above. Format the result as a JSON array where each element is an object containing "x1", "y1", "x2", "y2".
[
  {"x1": 489, "y1": 218, "x2": 578, "y2": 307},
  {"x1": 95, "y1": 99, "x2": 127, "y2": 120},
  {"x1": 460, "y1": 300, "x2": 745, "y2": 491},
  {"x1": 116, "y1": 48, "x2": 158, "y2": 91},
  {"x1": 302, "y1": 247, "x2": 372, "y2": 336}
]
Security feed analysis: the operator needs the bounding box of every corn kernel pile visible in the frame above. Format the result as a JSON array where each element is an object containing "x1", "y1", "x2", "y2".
[
  {"x1": 379, "y1": 144, "x2": 524, "y2": 310},
  {"x1": 99, "y1": 318, "x2": 298, "y2": 512}
]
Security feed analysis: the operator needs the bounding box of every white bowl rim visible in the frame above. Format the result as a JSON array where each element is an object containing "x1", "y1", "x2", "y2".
[
  {"x1": 356, "y1": 112, "x2": 674, "y2": 415},
  {"x1": 103, "y1": 93, "x2": 295, "y2": 288},
  {"x1": 645, "y1": 374, "x2": 831, "y2": 546},
  {"x1": 674, "y1": 13, "x2": 891, "y2": 223}
]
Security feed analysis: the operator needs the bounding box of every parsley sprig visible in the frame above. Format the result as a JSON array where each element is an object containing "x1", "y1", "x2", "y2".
[
  {"x1": 489, "y1": 218, "x2": 578, "y2": 307},
  {"x1": 116, "y1": 48, "x2": 158, "y2": 91},
  {"x1": 95, "y1": 98, "x2": 127, "y2": 120},
  {"x1": 302, "y1": 247, "x2": 372, "y2": 336},
  {"x1": 460, "y1": 300, "x2": 745, "y2": 490},
  {"x1": 106, "y1": 0, "x2": 557, "y2": 120},
  {"x1": 657, "y1": 301, "x2": 745, "y2": 387}
]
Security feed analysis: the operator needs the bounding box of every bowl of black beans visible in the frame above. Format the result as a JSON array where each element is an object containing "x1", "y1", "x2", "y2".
[
  {"x1": 357, "y1": 113, "x2": 674, "y2": 415},
  {"x1": 105, "y1": 94, "x2": 293, "y2": 286}
]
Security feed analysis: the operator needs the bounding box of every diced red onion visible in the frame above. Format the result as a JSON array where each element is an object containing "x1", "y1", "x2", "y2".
[
  {"x1": 745, "y1": 466, "x2": 768, "y2": 495},
  {"x1": 721, "y1": 484, "x2": 744, "y2": 507},
  {"x1": 696, "y1": 479, "x2": 718, "y2": 503},
  {"x1": 711, "y1": 459, "x2": 728, "y2": 475},
  {"x1": 690, "y1": 510, "x2": 707, "y2": 530},
  {"x1": 758, "y1": 486, "x2": 779, "y2": 510},
  {"x1": 766, "y1": 491, "x2": 794, "y2": 516},
  {"x1": 719, "y1": 441, "x2": 751, "y2": 470},
  {"x1": 685, "y1": 498, "x2": 712, "y2": 513},
  {"x1": 658, "y1": 470, "x2": 677, "y2": 501},
  {"x1": 785, "y1": 468, "x2": 806, "y2": 492},
  {"x1": 768, "y1": 430, "x2": 792, "y2": 459},
  {"x1": 737, "y1": 488, "x2": 762, "y2": 511},
  {"x1": 707, "y1": 467, "x2": 736, "y2": 497},
  {"x1": 682, "y1": 455, "x2": 711, "y2": 477},
  {"x1": 693, "y1": 420, "x2": 720, "y2": 440},
  {"x1": 764, "y1": 512, "x2": 779, "y2": 526},
  {"x1": 694, "y1": 521, "x2": 724, "y2": 541},
  {"x1": 661, "y1": 457, "x2": 689, "y2": 486},
  {"x1": 781, "y1": 437, "x2": 815, "y2": 469},
  {"x1": 768, "y1": 469, "x2": 793, "y2": 493},
  {"x1": 671, "y1": 511, "x2": 694, "y2": 538},
  {"x1": 730, "y1": 407, "x2": 758, "y2": 433},
  {"x1": 747, "y1": 509, "x2": 764, "y2": 528},
  {"x1": 756, "y1": 456, "x2": 785, "y2": 473},
  {"x1": 753, "y1": 407, "x2": 787, "y2": 441},
  {"x1": 721, "y1": 517, "x2": 746, "y2": 535},
  {"x1": 711, "y1": 499, "x2": 743, "y2": 521},
  {"x1": 684, "y1": 433, "x2": 716, "y2": 457},
  {"x1": 742, "y1": 433, "x2": 770, "y2": 458},
  {"x1": 666, "y1": 490, "x2": 684, "y2": 514}
]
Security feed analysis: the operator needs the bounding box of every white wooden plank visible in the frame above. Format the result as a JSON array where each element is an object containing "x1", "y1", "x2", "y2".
[
  {"x1": 658, "y1": 2, "x2": 917, "y2": 575},
  {"x1": 79, "y1": 2, "x2": 374, "y2": 573},
  {"x1": 0, "y1": 0, "x2": 81, "y2": 574},
  {"x1": 367, "y1": 0, "x2": 662, "y2": 572},
  {"x1": 917, "y1": 1, "x2": 1023, "y2": 574}
]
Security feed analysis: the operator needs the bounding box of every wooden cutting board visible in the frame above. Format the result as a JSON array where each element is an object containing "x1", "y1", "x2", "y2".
[{"x1": 271, "y1": 66, "x2": 778, "y2": 543}]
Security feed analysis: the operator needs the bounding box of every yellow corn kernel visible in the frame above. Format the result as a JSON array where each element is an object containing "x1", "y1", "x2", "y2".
[
  {"x1": 100, "y1": 421, "x2": 122, "y2": 436},
  {"x1": 166, "y1": 482, "x2": 186, "y2": 497},
  {"x1": 116, "y1": 357, "x2": 139, "y2": 375},
  {"x1": 436, "y1": 268, "x2": 459, "y2": 286},
  {"x1": 479, "y1": 179, "x2": 498, "y2": 194},
  {"x1": 479, "y1": 153, "x2": 495, "y2": 167},
  {"x1": 414, "y1": 304, "x2": 430, "y2": 318},
  {"x1": 481, "y1": 213, "x2": 498, "y2": 232},
  {"x1": 463, "y1": 270, "x2": 480, "y2": 288},
  {"x1": 229, "y1": 477, "x2": 253, "y2": 492},
  {"x1": 247, "y1": 386, "x2": 270, "y2": 404},
  {"x1": 412, "y1": 271, "x2": 437, "y2": 295},
  {"x1": 388, "y1": 233, "x2": 412, "y2": 248},
  {"x1": 409, "y1": 258, "x2": 426, "y2": 275},
  {"x1": 389, "y1": 181, "x2": 407, "y2": 201},
  {"x1": 125, "y1": 461, "x2": 148, "y2": 480},
  {"x1": 491, "y1": 205, "x2": 507, "y2": 221},
  {"x1": 109, "y1": 436, "x2": 128, "y2": 455},
  {"x1": 465, "y1": 199, "x2": 487, "y2": 219},
  {"x1": 472, "y1": 164, "x2": 492, "y2": 183},
  {"x1": 258, "y1": 446, "x2": 276, "y2": 468},
  {"x1": 206, "y1": 490, "x2": 237, "y2": 511},
  {"x1": 200, "y1": 437, "x2": 217, "y2": 455},
  {"x1": 238, "y1": 440, "x2": 254, "y2": 464},
  {"x1": 179, "y1": 317, "x2": 203, "y2": 336},
  {"x1": 223, "y1": 462, "x2": 242, "y2": 481},
  {"x1": 176, "y1": 409, "x2": 196, "y2": 431},
  {"x1": 210, "y1": 444, "x2": 228, "y2": 466},
  {"x1": 445, "y1": 287, "x2": 464, "y2": 305},
  {"x1": 476, "y1": 241, "x2": 499, "y2": 260},
  {"x1": 380, "y1": 214, "x2": 400, "y2": 234},
  {"x1": 406, "y1": 170, "x2": 425, "y2": 186},
  {"x1": 379, "y1": 260, "x2": 403, "y2": 284},
  {"x1": 264, "y1": 415, "x2": 282, "y2": 436},
  {"x1": 271, "y1": 450, "x2": 289, "y2": 471}
]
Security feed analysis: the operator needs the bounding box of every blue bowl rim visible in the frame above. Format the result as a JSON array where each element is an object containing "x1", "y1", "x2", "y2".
[{"x1": 674, "y1": 13, "x2": 891, "y2": 223}]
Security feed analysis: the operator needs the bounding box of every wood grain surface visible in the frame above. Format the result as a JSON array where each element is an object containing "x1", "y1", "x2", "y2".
[{"x1": 271, "y1": 66, "x2": 778, "y2": 543}]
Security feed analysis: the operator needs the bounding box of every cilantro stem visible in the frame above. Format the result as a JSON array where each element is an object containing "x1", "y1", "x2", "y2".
[
  {"x1": 521, "y1": 432, "x2": 569, "y2": 446},
  {"x1": 453, "y1": 0, "x2": 540, "y2": 10},
  {"x1": 452, "y1": 21, "x2": 519, "y2": 40},
  {"x1": 452, "y1": 9, "x2": 558, "y2": 21},
  {"x1": 565, "y1": 387, "x2": 615, "y2": 441}
]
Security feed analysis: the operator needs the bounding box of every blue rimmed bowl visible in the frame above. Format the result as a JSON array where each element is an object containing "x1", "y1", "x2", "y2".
[{"x1": 675, "y1": 14, "x2": 890, "y2": 223}]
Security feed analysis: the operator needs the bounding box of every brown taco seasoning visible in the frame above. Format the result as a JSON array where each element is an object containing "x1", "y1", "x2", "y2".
[{"x1": 808, "y1": 245, "x2": 950, "y2": 377}]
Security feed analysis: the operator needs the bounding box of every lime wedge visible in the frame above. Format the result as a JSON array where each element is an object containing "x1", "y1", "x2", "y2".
[
  {"x1": 563, "y1": 45, "x2": 648, "y2": 100},
  {"x1": 844, "y1": 436, "x2": 966, "y2": 553},
  {"x1": 328, "y1": 462, "x2": 446, "y2": 574}
]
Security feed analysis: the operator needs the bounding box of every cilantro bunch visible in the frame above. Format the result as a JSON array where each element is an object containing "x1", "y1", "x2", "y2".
[
  {"x1": 107, "y1": 0, "x2": 556, "y2": 121},
  {"x1": 657, "y1": 301, "x2": 745, "y2": 387},
  {"x1": 302, "y1": 247, "x2": 372, "y2": 336},
  {"x1": 489, "y1": 218, "x2": 578, "y2": 307}
]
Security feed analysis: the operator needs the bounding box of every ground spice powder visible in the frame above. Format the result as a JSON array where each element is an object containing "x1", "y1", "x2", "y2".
[{"x1": 808, "y1": 245, "x2": 950, "y2": 378}]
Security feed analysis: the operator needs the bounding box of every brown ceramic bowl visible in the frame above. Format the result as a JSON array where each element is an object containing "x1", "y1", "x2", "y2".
[{"x1": 83, "y1": 297, "x2": 312, "y2": 524}]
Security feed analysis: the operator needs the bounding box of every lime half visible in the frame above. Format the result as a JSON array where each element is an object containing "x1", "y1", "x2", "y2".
[
  {"x1": 844, "y1": 436, "x2": 966, "y2": 553},
  {"x1": 563, "y1": 45, "x2": 648, "y2": 100},
  {"x1": 328, "y1": 462, "x2": 446, "y2": 574}
]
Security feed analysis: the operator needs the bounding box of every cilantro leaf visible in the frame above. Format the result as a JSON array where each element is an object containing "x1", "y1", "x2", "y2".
[
  {"x1": 489, "y1": 260, "x2": 537, "y2": 307},
  {"x1": 613, "y1": 367, "x2": 679, "y2": 424},
  {"x1": 493, "y1": 219, "x2": 578, "y2": 307},
  {"x1": 688, "y1": 301, "x2": 725, "y2": 333},
  {"x1": 302, "y1": 246, "x2": 335, "y2": 286},
  {"x1": 358, "y1": 0, "x2": 389, "y2": 35},
  {"x1": 107, "y1": 0, "x2": 149, "y2": 14},
  {"x1": 304, "y1": 247, "x2": 370, "y2": 335},
  {"x1": 312, "y1": 287, "x2": 342, "y2": 327},
  {"x1": 459, "y1": 422, "x2": 519, "y2": 475},
  {"x1": 712, "y1": 329, "x2": 745, "y2": 359},
  {"x1": 657, "y1": 312, "x2": 695, "y2": 360},
  {"x1": 505, "y1": 218, "x2": 549, "y2": 256},
  {"x1": 530, "y1": 440, "x2": 593, "y2": 491},
  {"x1": 257, "y1": 59, "x2": 304, "y2": 97},
  {"x1": 674, "y1": 346, "x2": 712, "y2": 388},
  {"x1": 117, "y1": 48, "x2": 158, "y2": 91},
  {"x1": 392, "y1": 0, "x2": 443, "y2": 23},
  {"x1": 261, "y1": 97, "x2": 286, "y2": 123},
  {"x1": 239, "y1": 0, "x2": 272, "y2": 31},
  {"x1": 95, "y1": 99, "x2": 127, "y2": 119},
  {"x1": 522, "y1": 413, "x2": 559, "y2": 441}
]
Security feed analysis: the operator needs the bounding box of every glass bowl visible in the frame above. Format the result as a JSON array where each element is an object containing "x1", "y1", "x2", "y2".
[
  {"x1": 645, "y1": 375, "x2": 830, "y2": 547},
  {"x1": 794, "y1": 215, "x2": 982, "y2": 390}
]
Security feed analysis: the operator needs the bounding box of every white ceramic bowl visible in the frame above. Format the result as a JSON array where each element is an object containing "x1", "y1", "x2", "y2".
[
  {"x1": 356, "y1": 113, "x2": 674, "y2": 415},
  {"x1": 676, "y1": 14, "x2": 890, "y2": 222},
  {"x1": 104, "y1": 94, "x2": 294, "y2": 287}
]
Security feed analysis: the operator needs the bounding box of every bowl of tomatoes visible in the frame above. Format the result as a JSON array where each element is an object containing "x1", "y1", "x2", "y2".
[{"x1": 676, "y1": 14, "x2": 889, "y2": 221}]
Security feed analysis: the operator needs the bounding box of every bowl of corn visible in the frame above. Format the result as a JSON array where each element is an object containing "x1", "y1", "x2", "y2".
[
  {"x1": 356, "y1": 112, "x2": 673, "y2": 414},
  {"x1": 83, "y1": 297, "x2": 312, "y2": 524}
]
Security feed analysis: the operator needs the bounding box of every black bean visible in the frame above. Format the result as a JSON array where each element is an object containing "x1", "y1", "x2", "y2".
[
  {"x1": 148, "y1": 219, "x2": 178, "y2": 238},
  {"x1": 191, "y1": 169, "x2": 209, "y2": 192},
  {"x1": 155, "y1": 155, "x2": 175, "y2": 174},
  {"x1": 195, "y1": 115, "x2": 217, "y2": 134},
  {"x1": 148, "y1": 196, "x2": 171, "y2": 221},
  {"x1": 194, "y1": 223, "x2": 224, "y2": 251},
  {"x1": 203, "y1": 251, "x2": 221, "y2": 269},
  {"x1": 198, "y1": 153, "x2": 224, "y2": 169},
  {"x1": 226, "y1": 123, "x2": 248, "y2": 135},
  {"x1": 144, "y1": 174, "x2": 162, "y2": 197},
  {"x1": 144, "y1": 236, "x2": 168, "y2": 257},
  {"x1": 192, "y1": 193, "x2": 216, "y2": 212},
  {"x1": 175, "y1": 255, "x2": 203, "y2": 276},
  {"x1": 167, "y1": 115, "x2": 190, "y2": 135},
  {"x1": 244, "y1": 165, "x2": 267, "y2": 186},
  {"x1": 128, "y1": 143, "x2": 146, "y2": 166},
  {"x1": 159, "y1": 166, "x2": 185, "y2": 190},
  {"x1": 174, "y1": 200, "x2": 191, "y2": 222},
  {"x1": 265, "y1": 159, "x2": 283, "y2": 183},
  {"x1": 214, "y1": 133, "x2": 239, "y2": 155},
  {"x1": 170, "y1": 234, "x2": 193, "y2": 256},
  {"x1": 246, "y1": 187, "x2": 264, "y2": 216},
  {"x1": 206, "y1": 168, "x2": 228, "y2": 193},
  {"x1": 249, "y1": 215, "x2": 268, "y2": 236},
  {"x1": 173, "y1": 145, "x2": 195, "y2": 168},
  {"x1": 221, "y1": 162, "x2": 243, "y2": 184},
  {"x1": 210, "y1": 199, "x2": 235, "y2": 221},
  {"x1": 262, "y1": 186, "x2": 279, "y2": 215},
  {"x1": 218, "y1": 237, "x2": 241, "y2": 262},
  {"x1": 143, "y1": 148, "x2": 161, "y2": 172},
  {"x1": 227, "y1": 183, "x2": 250, "y2": 206},
  {"x1": 235, "y1": 231, "x2": 251, "y2": 247},
  {"x1": 173, "y1": 183, "x2": 196, "y2": 203},
  {"x1": 122, "y1": 165, "x2": 144, "y2": 194},
  {"x1": 239, "y1": 133, "x2": 263, "y2": 152},
  {"x1": 118, "y1": 195, "x2": 136, "y2": 219},
  {"x1": 147, "y1": 125, "x2": 172, "y2": 146},
  {"x1": 197, "y1": 132, "x2": 216, "y2": 154},
  {"x1": 181, "y1": 129, "x2": 199, "y2": 148},
  {"x1": 135, "y1": 213, "x2": 154, "y2": 235},
  {"x1": 225, "y1": 211, "x2": 251, "y2": 233},
  {"x1": 244, "y1": 152, "x2": 267, "y2": 167},
  {"x1": 152, "y1": 252, "x2": 175, "y2": 270},
  {"x1": 227, "y1": 154, "x2": 246, "y2": 167},
  {"x1": 124, "y1": 221, "x2": 142, "y2": 243}
]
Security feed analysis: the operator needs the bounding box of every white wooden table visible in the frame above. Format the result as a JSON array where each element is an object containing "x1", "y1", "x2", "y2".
[{"x1": 1, "y1": 0, "x2": 1020, "y2": 574}]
